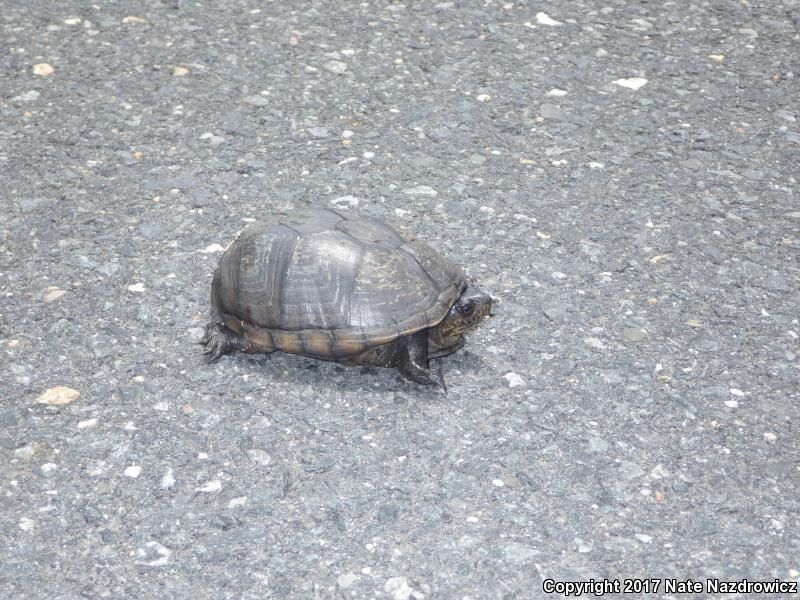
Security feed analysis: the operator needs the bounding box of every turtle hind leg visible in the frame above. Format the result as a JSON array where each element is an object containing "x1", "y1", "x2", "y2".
[{"x1": 200, "y1": 322, "x2": 254, "y2": 362}]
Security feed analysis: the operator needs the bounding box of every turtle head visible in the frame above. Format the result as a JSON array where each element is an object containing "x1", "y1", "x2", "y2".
[{"x1": 433, "y1": 286, "x2": 493, "y2": 348}]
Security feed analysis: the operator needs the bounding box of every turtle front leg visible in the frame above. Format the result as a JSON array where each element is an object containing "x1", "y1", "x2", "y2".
[
  {"x1": 200, "y1": 322, "x2": 254, "y2": 362},
  {"x1": 395, "y1": 330, "x2": 447, "y2": 392}
]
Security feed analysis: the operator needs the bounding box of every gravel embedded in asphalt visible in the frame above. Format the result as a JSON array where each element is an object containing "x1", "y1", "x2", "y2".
[{"x1": 1, "y1": 0, "x2": 799, "y2": 598}]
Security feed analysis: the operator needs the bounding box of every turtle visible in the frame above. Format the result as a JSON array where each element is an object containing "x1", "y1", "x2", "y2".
[{"x1": 200, "y1": 207, "x2": 492, "y2": 389}]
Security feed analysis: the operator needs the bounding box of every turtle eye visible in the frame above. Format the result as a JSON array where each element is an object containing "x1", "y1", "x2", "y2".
[{"x1": 459, "y1": 301, "x2": 475, "y2": 316}]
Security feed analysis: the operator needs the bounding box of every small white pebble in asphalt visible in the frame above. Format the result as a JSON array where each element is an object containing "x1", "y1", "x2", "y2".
[
  {"x1": 724, "y1": 400, "x2": 739, "y2": 408},
  {"x1": 476, "y1": 93, "x2": 491, "y2": 102},
  {"x1": 33, "y1": 63, "x2": 54, "y2": 77},
  {"x1": 242, "y1": 95, "x2": 270, "y2": 106},
  {"x1": 588, "y1": 161, "x2": 605, "y2": 169},
  {"x1": 584, "y1": 337, "x2": 606, "y2": 350},
  {"x1": 172, "y1": 66, "x2": 189, "y2": 76},
  {"x1": 547, "y1": 88, "x2": 568, "y2": 96},
  {"x1": 384, "y1": 576, "x2": 421, "y2": 600},
  {"x1": 19, "y1": 517, "x2": 35, "y2": 531},
  {"x1": 63, "y1": 17, "x2": 81, "y2": 25},
  {"x1": 128, "y1": 282, "x2": 146, "y2": 293},
  {"x1": 11, "y1": 90, "x2": 40, "y2": 102},
  {"x1": 135, "y1": 541, "x2": 171, "y2": 567},
  {"x1": 479, "y1": 205, "x2": 495, "y2": 214},
  {"x1": 492, "y1": 479, "x2": 505, "y2": 487},
  {"x1": 503, "y1": 372, "x2": 525, "y2": 388},
  {"x1": 200, "y1": 243, "x2": 224, "y2": 253},
  {"x1": 535, "y1": 12, "x2": 562, "y2": 26},
  {"x1": 124, "y1": 465, "x2": 142, "y2": 478},
  {"x1": 630, "y1": 18, "x2": 653, "y2": 31},
  {"x1": 161, "y1": 468, "x2": 176, "y2": 489},
  {"x1": 402, "y1": 185, "x2": 438, "y2": 197},
  {"x1": 331, "y1": 195, "x2": 359, "y2": 207},
  {"x1": 337, "y1": 572, "x2": 359, "y2": 589},
  {"x1": 44, "y1": 287, "x2": 67, "y2": 303},
  {"x1": 77, "y1": 418, "x2": 98, "y2": 429},
  {"x1": 730, "y1": 388, "x2": 745, "y2": 396},
  {"x1": 635, "y1": 533, "x2": 653, "y2": 543},
  {"x1": 196, "y1": 479, "x2": 222, "y2": 493},
  {"x1": 650, "y1": 464, "x2": 670, "y2": 479},
  {"x1": 613, "y1": 77, "x2": 648, "y2": 90},
  {"x1": 199, "y1": 132, "x2": 225, "y2": 145},
  {"x1": 41, "y1": 463, "x2": 58, "y2": 473},
  {"x1": 394, "y1": 208, "x2": 410, "y2": 218},
  {"x1": 341, "y1": 129, "x2": 353, "y2": 138},
  {"x1": 466, "y1": 515, "x2": 480, "y2": 523},
  {"x1": 763, "y1": 432, "x2": 777, "y2": 442},
  {"x1": 708, "y1": 54, "x2": 725, "y2": 62},
  {"x1": 363, "y1": 151, "x2": 375, "y2": 159},
  {"x1": 323, "y1": 60, "x2": 348, "y2": 74},
  {"x1": 247, "y1": 448, "x2": 272, "y2": 467},
  {"x1": 228, "y1": 496, "x2": 247, "y2": 508}
]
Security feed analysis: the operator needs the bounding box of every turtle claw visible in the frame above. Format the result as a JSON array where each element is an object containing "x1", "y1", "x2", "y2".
[
  {"x1": 423, "y1": 366, "x2": 447, "y2": 394},
  {"x1": 205, "y1": 349, "x2": 225, "y2": 363},
  {"x1": 433, "y1": 368, "x2": 447, "y2": 394}
]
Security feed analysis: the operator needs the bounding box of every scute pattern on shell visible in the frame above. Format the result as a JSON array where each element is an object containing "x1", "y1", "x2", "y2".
[
  {"x1": 280, "y1": 229, "x2": 361, "y2": 330},
  {"x1": 211, "y1": 208, "x2": 467, "y2": 357}
]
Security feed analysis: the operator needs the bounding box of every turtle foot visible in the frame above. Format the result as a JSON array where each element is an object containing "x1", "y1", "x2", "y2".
[
  {"x1": 398, "y1": 365, "x2": 447, "y2": 393},
  {"x1": 200, "y1": 322, "x2": 249, "y2": 362}
]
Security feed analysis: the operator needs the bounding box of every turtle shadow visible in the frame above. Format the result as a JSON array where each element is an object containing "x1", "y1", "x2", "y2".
[
  {"x1": 202, "y1": 348, "x2": 474, "y2": 399},
  {"x1": 201, "y1": 352, "x2": 444, "y2": 401}
]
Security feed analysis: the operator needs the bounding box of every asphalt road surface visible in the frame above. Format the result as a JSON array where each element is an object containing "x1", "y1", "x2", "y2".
[{"x1": 2, "y1": 1, "x2": 799, "y2": 598}]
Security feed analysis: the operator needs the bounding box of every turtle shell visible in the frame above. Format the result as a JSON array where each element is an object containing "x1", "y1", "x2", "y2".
[{"x1": 211, "y1": 208, "x2": 468, "y2": 359}]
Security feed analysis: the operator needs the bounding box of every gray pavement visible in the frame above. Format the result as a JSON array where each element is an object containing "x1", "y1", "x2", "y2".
[{"x1": 1, "y1": 0, "x2": 799, "y2": 598}]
